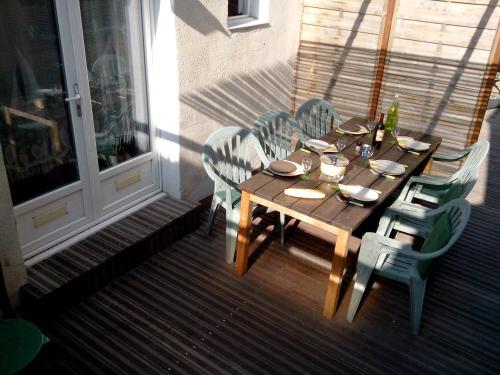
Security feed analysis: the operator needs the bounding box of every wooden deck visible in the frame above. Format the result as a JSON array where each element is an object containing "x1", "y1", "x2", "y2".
[{"x1": 22, "y1": 110, "x2": 500, "y2": 374}]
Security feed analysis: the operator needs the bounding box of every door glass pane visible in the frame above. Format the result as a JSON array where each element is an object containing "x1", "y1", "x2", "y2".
[
  {"x1": 80, "y1": 0, "x2": 150, "y2": 171},
  {"x1": 0, "y1": 1, "x2": 79, "y2": 205}
]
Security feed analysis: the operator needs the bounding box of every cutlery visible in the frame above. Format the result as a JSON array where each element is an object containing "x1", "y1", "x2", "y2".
[
  {"x1": 397, "y1": 146, "x2": 420, "y2": 155},
  {"x1": 302, "y1": 146, "x2": 323, "y2": 155},
  {"x1": 370, "y1": 169, "x2": 396, "y2": 179},
  {"x1": 261, "y1": 169, "x2": 274, "y2": 176},
  {"x1": 336, "y1": 194, "x2": 364, "y2": 207}
]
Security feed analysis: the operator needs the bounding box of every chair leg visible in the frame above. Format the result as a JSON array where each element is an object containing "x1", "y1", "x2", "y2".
[
  {"x1": 225, "y1": 209, "x2": 239, "y2": 263},
  {"x1": 409, "y1": 278, "x2": 427, "y2": 335},
  {"x1": 346, "y1": 251, "x2": 378, "y2": 322},
  {"x1": 206, "y1": 197, "x2": 220, "y2": 235},
  {"x1": 280, "y1": 213, "x2": 285, "y2": 245}
]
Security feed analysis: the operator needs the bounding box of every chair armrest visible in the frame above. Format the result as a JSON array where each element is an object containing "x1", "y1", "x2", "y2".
[
  {"x1": 364, "y1": 233, "x2": 439, "y2": 261},
  {"x1": 397, "y1": 174, "x2": 448, "y2": 202},
  {"x1": 431, "y1": 149, "x2": 470, "y2": 162},
  {"x1": 383, "y1": 205, "x2": 432, "y2": 222},
  {"x1": 408, "y1": 174, "x2": 450, "y2": 186}
]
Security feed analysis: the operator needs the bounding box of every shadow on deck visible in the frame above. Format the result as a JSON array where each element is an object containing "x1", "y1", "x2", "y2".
[{"x1": 20, "y1": 109, "x2": 500, "y2": 374}]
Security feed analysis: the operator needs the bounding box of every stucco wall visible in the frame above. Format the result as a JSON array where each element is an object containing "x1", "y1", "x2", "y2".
[
  {"x1": 0, "y1": 147, "x2": 27, "y2": 307},
  {"x1": 174, "y1": 0, "x2": 302, "y2": 201}
]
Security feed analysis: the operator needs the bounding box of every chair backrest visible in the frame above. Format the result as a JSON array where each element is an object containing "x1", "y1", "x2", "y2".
[
  {"x1": 450, "y1": 140, "x2": 489, "y2": 197},
  {"x1": 202, "y1": 127, "x2": 270, "y2": 191},
  {"x1": 252, "y1": 111, "x2": 303, "y2": 161},
  {"x1": 295, "y1": 99, "x2": 343, "y2": 139},
  {"x1": 417, "y1": 198, "x2": 470, "y2": 278},
  {"x1": 438, "y1": 181, "x2": 463, "y2": 204}
]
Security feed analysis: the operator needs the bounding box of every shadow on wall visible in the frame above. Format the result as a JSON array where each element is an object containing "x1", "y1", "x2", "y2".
[
  {"x1": 173, "y1": 0, "x2": 228, "y2": 36},
  {"x1": 180, "y1": 59, "x2": 295, "y2": 131},
  {"x1": 174, "y1": 59, "x2": 295, "y2": 199}
]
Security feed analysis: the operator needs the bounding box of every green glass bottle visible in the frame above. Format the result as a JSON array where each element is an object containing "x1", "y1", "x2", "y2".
[{"x1": 385, "y1": 94, "x2": 399, "y2": 132}]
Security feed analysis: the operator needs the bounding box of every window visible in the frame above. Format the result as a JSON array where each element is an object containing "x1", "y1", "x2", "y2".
[
  {"x1": 228, "y1": 0, "x2": 269, "y2": 30},
  {"x1": 228, "y1": 0, "x2": 249, "y2": 18}
]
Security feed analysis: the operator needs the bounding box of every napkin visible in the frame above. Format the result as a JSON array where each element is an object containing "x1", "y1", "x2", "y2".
[{"x1": 284, "y1": 188, "x2": 325, "y2": 199}]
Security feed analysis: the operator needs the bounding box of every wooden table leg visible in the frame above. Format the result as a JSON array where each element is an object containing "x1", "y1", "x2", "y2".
[
  {"x1": 423, "y1": 158, "x2": 433, "y2": 174},
  {"x1": 235, "y1": 191, "x2": 253, "y2": 275},
  {"x1": 323, "y1": 229, "x2": 351, "y2": 318}
]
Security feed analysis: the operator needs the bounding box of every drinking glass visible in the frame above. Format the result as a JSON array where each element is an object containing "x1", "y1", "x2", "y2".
[
  {"x1": 301, "y1": 158, "x2": 312, "y2": 175},
  {"x1": 367, "y1": 120, "x2": 377, "y2": 135},
  {"x1": 391, "y1": 128, "x2": 400, "y2": 140},
  {"x1": 337, "y1": 136, "x2": 347, "y2": 153}
]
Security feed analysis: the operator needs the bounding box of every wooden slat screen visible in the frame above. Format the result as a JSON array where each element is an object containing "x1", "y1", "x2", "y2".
[
  {"x1": 292, "y1": 0, "x2": 386, "y2": 118},
  {"x1": 378, "y1": 1, "x2": 499, "y2": 150},
  {"x1": 293, "y1": 0, "x2": 500, "y2": 174}
]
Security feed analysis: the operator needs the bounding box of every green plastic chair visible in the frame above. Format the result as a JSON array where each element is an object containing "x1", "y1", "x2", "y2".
[
  {"x1": 252, "y1": 111, "x2": 303, "y2": 161},
  {"x1": 252, "y1": 111, "x2": 304, "y2": 245},
  {"x1": 346, "y1": 198, "x2": 471, "y2": 335},
  {"x1": 0, "y1": 266, "x2": 49, "y2": 375},
  {"x1": 295, "y1": 99, "x2": 343, "y2": 140},
  {"x1": 377, "y1": 182, "x2": 464, "y2": 239},
  {"x1": 202, "y1": 127, "x2": 270, "y2": 263},
  {"x1": 397, "y1": 140, "x2": 489, "y2": 205}
]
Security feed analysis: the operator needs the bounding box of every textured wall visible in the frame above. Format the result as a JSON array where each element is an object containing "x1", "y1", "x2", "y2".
[
  {"x1": 0, "y1": 146, "x2": 26, "y2": 307},
  {"x1": 174, "y1": 0, "x2": 302, "y2": 200}
]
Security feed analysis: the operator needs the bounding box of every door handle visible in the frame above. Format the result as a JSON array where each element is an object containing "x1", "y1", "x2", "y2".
[
  {"x1": 65, "y1": 94, "x2": 81, "y2": 102},
  {"x1": 65, "y1": 83, "x2": 81, "y2": 116}
]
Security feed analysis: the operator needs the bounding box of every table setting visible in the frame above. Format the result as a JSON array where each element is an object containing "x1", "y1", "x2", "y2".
[{"x1": 237, "y1": 116, "x2": 442, "y2": 320}]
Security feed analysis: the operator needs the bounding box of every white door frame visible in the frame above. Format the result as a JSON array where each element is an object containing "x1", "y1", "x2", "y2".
[{"x1": 16, "y1": 0, "x2": 164, "y2": 259}]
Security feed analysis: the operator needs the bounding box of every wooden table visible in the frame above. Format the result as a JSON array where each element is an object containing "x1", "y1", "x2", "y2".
[{"x1": 235, "y1": 117, "x2": 442, "y2": 318}]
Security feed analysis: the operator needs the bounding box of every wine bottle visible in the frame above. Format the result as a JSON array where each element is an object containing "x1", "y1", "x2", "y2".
[
  {"x1": 371, "y1": 120, "x2": 379, "y2": 148},
  {"x1": 385, "y1": 94, "x2": 399, "y2": 132},
  {"x1": 375, "y1": 113, "x2": 385, "y2": 149}
]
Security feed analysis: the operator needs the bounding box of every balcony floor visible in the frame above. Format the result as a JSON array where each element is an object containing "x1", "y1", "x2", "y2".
[{"x1": 23, "y1": 109, "x2": 500, "y2": 374}]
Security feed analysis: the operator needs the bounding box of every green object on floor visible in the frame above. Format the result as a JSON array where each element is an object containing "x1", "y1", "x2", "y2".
[
  {"x1": 0, "y1": 318, "x2": 49, "y2": 375},
  {"x1": 397, "y1": 140, "x2": 489, "y2": 205},
  {"x1": 202, "y1": 127, "x2": 271, "y2": 263},
  {"x1": 0, "y1": 264, "x2": 48, "y2": 375},
  {"x1": 346, "y1": 199, "x2": 470, "y2": 335},
  {"x1": 252, "y1": 111, "x2": 305, "y2": 245}
]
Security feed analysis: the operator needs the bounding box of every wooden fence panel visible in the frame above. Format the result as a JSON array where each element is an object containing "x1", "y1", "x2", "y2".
[
  {"x1": 293, "y1": 1, "x2": 383, "y2": 119},
  {"x1": 293, "y1": 0, "x2": 500, "y2": 175},
  {"x1": 377, "y1": 0, "x2": 498, "y2": 160}
]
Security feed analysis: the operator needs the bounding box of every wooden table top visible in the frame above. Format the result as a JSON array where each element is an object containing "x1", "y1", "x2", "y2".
[{"x1": 240, "y1": 117, "x2": 442, "y2": 232}]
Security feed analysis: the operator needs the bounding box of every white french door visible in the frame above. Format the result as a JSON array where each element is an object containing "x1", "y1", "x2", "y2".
[{"x1": 0, "y1": 0, "x2": 160, "y2": 258}]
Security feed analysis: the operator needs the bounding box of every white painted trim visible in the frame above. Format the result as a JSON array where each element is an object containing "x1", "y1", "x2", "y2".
[
  {"x1": 13, "y1": 180, "x2": 82, "y2": 216},
  {"x1": 228, "y1": 0, "x2": 269, "y2": 30},
  {"x1": 24, "y1": 192, "x2": 166, "y2": 266},
  {"x1": 98, "y1": 151, "x2": 153, "y2": 180},
  {"x1": 150, "y1": 0, "x2": 181, "y2": 199}
]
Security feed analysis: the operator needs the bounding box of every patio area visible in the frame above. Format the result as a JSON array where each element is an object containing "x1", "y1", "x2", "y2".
[
  {"x1": 1, "y1": 1, "x2": 500, "y2": 374},
  {"x1": 22, "y1": 109, "x2": 500, "y2": 374}
]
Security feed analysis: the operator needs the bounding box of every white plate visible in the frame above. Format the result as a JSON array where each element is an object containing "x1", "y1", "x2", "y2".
[
  {"x1": 305, "y1": 139, "x2": 329, "y2": 150},
  {"x1": 268, "y1": 161, "x2": 304, "y2": 177},
  {"x1": 338, "y1": 184, "x2": 379, "y2": 202},
  {"x1": 338, "y1": 123, "x2": 369, "y2": 135},
  {"x1": 369, "y1": 159, "x2": 406, "y2": 176},
  {"x1": 397, "y1": 137, "x2": 430, "y2": 151}
]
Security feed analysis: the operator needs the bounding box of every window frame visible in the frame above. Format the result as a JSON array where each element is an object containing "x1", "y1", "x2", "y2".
[{"x1": 227, "y1": 0, "x2": 269, "y2": 30}]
